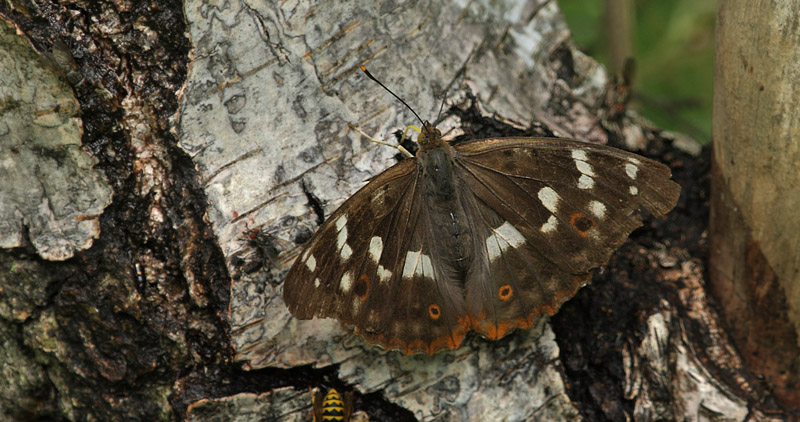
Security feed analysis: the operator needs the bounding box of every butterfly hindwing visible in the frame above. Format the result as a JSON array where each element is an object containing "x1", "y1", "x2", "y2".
[
  {"x1": 284, "y1": 157, "x2": 469, "y2": 354},
  {"x1": 359, "y1": 186, "x2": 470, "y2": 354},
  {"x1": 457, "y1": 186, "x2": 590, "y2": 339}
]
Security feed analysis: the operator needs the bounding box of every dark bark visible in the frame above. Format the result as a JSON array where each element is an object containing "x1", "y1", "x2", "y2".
[{"x1": 0, "y1": 0, "x2": 794, "y2": 421}]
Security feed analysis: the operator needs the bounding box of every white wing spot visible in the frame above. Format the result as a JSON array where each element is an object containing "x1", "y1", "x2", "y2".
[
  {"x1": 538, "y1": 187, "x2": 560, "y2": 214},
  {"x1": 540, "y1": 215, "x2": 558, "y2": 233},
  {"x1": 335, "y1": 219, "x2": 351, "y2": 261},
  {"x1": 578, "y1": 174, "x2": 594, "y2": 190},
  {"x1": 572, "y1": 150, "x2": 588, "y2": 161},
  {"x1": 335, "y1": 215, "x2": 347, "y2": 231},
  {"x1": 368, "y1": 236, "x2": 383, "y2": 263},
  {"x1": 336, "y1": 225, "x2": 348, "y2": 249},
  {"x1": 629, "y1": 185, "x2": 639, "y2": 195},
  {"x1": 371, "y1": 189, "x2": 386, "y2": 207},
  {"x1": 340, "y1": 243, "x2": 352, "y2": 260},
  {"x1": 402, "y1": 250, "x2": 434, "y2": 280},
  {"x1": 589, "y1": 200, "x2": 607, "y2": 219},
  {"x1": 313, "y1": 278, "x2": 321, "y2": 288},
  {"x1": 628, "y1": 157, "x2": 642, "y2": 165},
  {"x1": 625, "y1": 163, "x2": 639, "y2": 180},
  {"x1": 340, "y1": 271, "x2": 353, "y2": 292},
  {"x1": 352, "y1": 297, "x2": 361, "y2": 314},
  {"x1": 377, "y1": 265, "x2": 392, "y2": 283},
  {"x1": 305, "y1": 254, "x2": 317, "y2": 272},
  {"x1": 575, "y1": 160, "x2": 595, "y2": 177},
  {"x1": 486, "y1": 221, "x2": 526, "y2": 261}
]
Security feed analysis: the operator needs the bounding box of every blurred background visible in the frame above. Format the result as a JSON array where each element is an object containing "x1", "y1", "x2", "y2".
[{"x1": 560, "y1": 0, "x2": 716, "y2": 144}]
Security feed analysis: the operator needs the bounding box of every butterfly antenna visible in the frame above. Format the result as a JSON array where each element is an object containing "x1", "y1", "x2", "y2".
[
  {"x1": 433, "y1": 44, "x2": 480, "y2": 124},
  {"x1": 360, "y1": 66, "x2": 425, "y2": 126},
  {"x1": 435, "y1": 93, "x2": 447, "y2": 124}
]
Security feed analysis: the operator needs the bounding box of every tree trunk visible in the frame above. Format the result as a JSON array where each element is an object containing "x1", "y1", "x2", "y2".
[
  {"x1": 710, "y1": 0, "x2": 800, "y2": 412},
  {"x1": 0, "y1": 0, "x2": 794, "y2": 421},
  {"x1": 604, "y1": 0, "x2": 633, "y2": 74}
]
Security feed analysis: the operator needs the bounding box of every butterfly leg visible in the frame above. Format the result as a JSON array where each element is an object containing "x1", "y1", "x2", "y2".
[
  {"x1": 398, "y1": 125, "x2": 421, "y2": 145},
  {"x1": 347, "y1": 122, "x2": 415, "y2": 158}
]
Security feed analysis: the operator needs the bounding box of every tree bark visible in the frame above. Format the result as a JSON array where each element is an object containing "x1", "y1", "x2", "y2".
[
  {"x1": 710, "y1": 0, "x2": 800, "y2": 412},
  {"x1": 0, "y1": 0, "x2": 794, "y2": 421}
]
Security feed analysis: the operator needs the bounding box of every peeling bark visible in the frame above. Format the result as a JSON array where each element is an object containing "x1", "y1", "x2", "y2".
[{"x1": 0, "y1": 0, "x2": 795, "y2": 421}]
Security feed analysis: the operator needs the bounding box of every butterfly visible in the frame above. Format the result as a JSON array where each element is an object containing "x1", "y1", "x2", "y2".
[{"x1": 282, "y1": 68, "x2": 681, "y2": 355}]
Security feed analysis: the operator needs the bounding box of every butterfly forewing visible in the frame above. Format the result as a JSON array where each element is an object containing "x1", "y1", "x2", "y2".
[
  {"x1": 283, "y1": 159, "x2": 418, "y2": 321},
  {"x1": 455, "y1": 138, "x2": 679, "y2": 270}
]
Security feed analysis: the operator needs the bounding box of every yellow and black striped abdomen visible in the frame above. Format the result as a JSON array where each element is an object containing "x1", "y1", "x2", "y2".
[
  {"x1": 320, "y1": 388, "x2": 346, "y2": 421},
  {"x1": 312, "y1": 387, "x2": 353, "y2": 422}
]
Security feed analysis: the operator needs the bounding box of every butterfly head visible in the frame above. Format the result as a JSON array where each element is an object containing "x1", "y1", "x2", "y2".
[{"x1": 417, "y1": 121, "x2": 445, "y2": 150}]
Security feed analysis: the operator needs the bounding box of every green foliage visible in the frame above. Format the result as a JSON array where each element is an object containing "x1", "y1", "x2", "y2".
[{"x1": 560, "y1": 0, "x2": 715, "y2": 143}]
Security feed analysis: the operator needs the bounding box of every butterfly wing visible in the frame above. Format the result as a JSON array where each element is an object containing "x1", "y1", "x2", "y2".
[
  {"x1": 357, "y1": 184, "x2": 471, "y2": 354},
  {"x1": 453, "y1": 137, "x2": 680, "y2": 339},
  {"x1": 283, "y1": 158, "x2": 468, "y2": 354}
]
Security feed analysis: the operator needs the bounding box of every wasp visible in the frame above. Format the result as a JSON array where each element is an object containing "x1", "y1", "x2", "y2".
[{"x1": 312, "y1": 388, "x2": 353, "y2": 422}]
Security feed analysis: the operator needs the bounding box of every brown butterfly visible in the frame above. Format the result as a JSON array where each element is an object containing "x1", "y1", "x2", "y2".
[{"x1": 283, "y1": 68, "x2": 680, "y2": 354}]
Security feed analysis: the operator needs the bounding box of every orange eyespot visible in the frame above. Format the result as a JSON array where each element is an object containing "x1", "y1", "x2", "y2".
[
  {"x1": 498, "y1": 285, "x2": 513, "y2": 301},
  {"x1": 569, "y1": 212, "x2": 595, "y2": 237},
  {"x1": 428, "y1": 304, "x2": 441, "y2": 320},
  {"x1": 354, "y1": 274, "x2": 370, "y2": 301}
]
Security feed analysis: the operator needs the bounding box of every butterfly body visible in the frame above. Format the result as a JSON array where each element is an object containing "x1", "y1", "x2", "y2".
[
  {"x1": 284, "y1": 121, "x2": 680, "y2": 354},
  {"x1": 416, "y1": 124, "x2": 474, "y2": 275}
]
